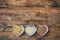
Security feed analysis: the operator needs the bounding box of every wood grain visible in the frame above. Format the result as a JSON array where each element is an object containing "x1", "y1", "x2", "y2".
[{"x1": 0, "y1": 0, "x2": 60, "y2": 40}]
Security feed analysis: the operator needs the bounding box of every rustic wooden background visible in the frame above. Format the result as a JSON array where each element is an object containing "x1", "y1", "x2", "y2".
[{"x1": 0, "y1": 0, "x2": 60, "y2": 40}]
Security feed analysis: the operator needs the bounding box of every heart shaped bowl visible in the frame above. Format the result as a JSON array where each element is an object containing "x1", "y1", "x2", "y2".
[
  {"x1": 12, "y1": 25, "x2": 24, "y2": 36},
  {"x1": 24, "y1": 25, "x2": 37, "y2": 36},
  {"x1": 37, "y1": 25, "x2": 48, "y2": 37}
]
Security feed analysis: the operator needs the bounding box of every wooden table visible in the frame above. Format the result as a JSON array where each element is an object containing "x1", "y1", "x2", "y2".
[{"x1": 0, "y1": 0, "x2": 60, "y2": 40}]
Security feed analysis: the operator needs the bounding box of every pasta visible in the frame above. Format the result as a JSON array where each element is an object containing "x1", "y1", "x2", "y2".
[{"x1": 12, "y1": 25, "x2": 24, "y2": 36}]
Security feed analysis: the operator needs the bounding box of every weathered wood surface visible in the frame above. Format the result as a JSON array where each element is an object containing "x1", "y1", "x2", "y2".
[{"x1": 0, "y1": 0, "x2": 60, "y2": 40}]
